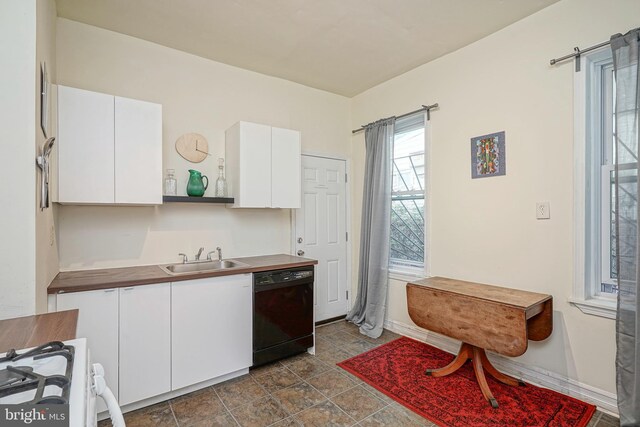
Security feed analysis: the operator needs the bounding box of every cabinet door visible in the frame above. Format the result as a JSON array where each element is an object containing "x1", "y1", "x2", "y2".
[
  {"x1": 271, "y1": 127, "x2": 301, "y2": 208},
  {"x1": 114, "y1": 97, "x2": 163, "y2": 204},
  {"x1": 57, "y1": 289, "x2": 119, "y2": 413},
  {"x1": 119, "y1": 283, "x2": 171, "y2": 405},
  {"x1": 238, "y1": 122, "x2": 272, "y2": 207},
  {"x1": 171, "y1": 274, "x2": 252, "y2": 390},
  {"x1": 58, "y1": 86, "x2": 115, "y2": 203}
]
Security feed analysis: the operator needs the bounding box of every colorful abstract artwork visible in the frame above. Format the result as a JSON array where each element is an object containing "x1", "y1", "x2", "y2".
[{"x1": 471, "y1": 131, "x2": 505, "y2": 179}]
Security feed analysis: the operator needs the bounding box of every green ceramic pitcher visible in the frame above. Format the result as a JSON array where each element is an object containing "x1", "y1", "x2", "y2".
[{"x1": 186, "y1": 169, "x2": 208, "y2": 197}]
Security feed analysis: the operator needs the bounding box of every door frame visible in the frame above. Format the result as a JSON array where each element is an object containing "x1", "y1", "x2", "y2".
[{"x1": 291, "y1": 152, "x2": 353, "y2": 313}]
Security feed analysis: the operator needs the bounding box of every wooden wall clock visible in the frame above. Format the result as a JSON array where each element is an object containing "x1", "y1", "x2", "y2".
[{"x1": 175, "y1": 133, "x2": 209, "y2": 163}]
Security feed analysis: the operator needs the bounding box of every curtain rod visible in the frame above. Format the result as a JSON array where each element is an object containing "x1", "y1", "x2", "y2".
[
  {"x1": 549, "y1": 40, "x2": 611, "y2": 71},
  {"x1": 351, "y1": 103, "x2": 439, "y2": 134}
]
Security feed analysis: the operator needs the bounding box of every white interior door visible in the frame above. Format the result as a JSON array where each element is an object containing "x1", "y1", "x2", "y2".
[{"x1": 295, "y1": 155, "x2": 348, "y2": 322}]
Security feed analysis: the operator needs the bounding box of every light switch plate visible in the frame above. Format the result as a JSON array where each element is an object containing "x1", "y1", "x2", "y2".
[{"x1": 536, "y1": 202, "x2": 550, "y2": 219}]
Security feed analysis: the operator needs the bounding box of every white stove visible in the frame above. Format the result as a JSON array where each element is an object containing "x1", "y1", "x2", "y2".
[{"x1": 0, "y1": 339, "x2": 123, "y2": 427}]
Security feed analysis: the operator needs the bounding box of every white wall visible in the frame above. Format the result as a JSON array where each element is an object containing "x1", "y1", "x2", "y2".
[
  {"x1": 0, "y1": 0, "x2": 37, "y2": 319},
  {"x1": 55, "y1": 19, "x2": 351, "y2": 270},
  {"x1": 351, "y1": 0, "x2": 640, "y2": 395},
  {"x1": 35, "y1": 0, "x2": 59, "y2": 313}
]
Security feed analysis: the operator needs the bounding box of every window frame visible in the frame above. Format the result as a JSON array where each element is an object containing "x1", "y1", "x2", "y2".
[
  {"x1": 388, "y1": 112, "x2": 430, "y2": 280},
  {"x1": 571, "y1": 48, "x2": 617, "y2": 319}
]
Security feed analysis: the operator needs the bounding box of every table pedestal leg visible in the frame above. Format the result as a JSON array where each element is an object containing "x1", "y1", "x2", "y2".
[
  {"x1": 425, "y1": 343, "x2": 473, "y2": 377},
  {"x1": 425, "y1": 342, "x2": 524, "y2": 409}
]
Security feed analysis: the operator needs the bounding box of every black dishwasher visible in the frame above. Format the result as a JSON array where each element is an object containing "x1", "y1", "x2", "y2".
[{"x1": 253, "y1": 266, "x2": 314, "y2": 366}]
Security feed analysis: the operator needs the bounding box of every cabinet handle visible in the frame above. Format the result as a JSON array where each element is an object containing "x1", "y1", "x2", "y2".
[
  {"x1": 123, "y1": 287, "x2": 134, "y2": 291},
  {"x1": 104, "y1": 289, "x2": 116, "y2": 293}
]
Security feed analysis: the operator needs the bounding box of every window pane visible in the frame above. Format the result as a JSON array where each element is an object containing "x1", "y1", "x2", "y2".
[
  {"x1": 393, "y1": 154, "x2": 424, "y2": 192},
  {"x1": 597, "y1": 59, "x2": 619, "y2": 295},
  {"x1": 390, "y1": 199, "x2": 424, "y2": 267},
  {"x1": 615, "y1": 168, "x2": 638, "y2": 282},
  {"x1": 391, "y1": 117, "x2": 425, "y2": 271}
]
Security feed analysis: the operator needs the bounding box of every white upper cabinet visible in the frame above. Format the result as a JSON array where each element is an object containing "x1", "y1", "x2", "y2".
[
  {"x1": 56, "y1": 86, "x2": 162, "y2": 205},
  {"x1": 271, "y1": 127, "x2": 301, "y2": 209},
  {"x1": 58, "y1": 86, "x2": 115, "y2": 204},
  {"x1": 115, "y1": 97, "x2": 163, "y2": 205},
  {"x1": 226, "y1": 122, "x2": 272, "y2": 208},
  {"x1": 225, "y1": 121, "x2": 301, "y2": 208}
]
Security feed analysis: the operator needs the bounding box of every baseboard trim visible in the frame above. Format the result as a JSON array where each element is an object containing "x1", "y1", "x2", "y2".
[
  {"x1": 316, "y1": 315, "x2": 347, "y2": 326},
  {"x1": 384, "y1": 319, "x2": 619, "y2": 415},
  {"x1": 98, "y1": 368, "x2": 248, "y2": 420}
]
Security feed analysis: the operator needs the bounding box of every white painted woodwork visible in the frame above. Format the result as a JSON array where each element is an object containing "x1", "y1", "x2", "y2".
[
  {"x1": 225, "y1": 121, "x2": 272, "y2": 207},
  {"x1": 118, "y1": 283, "x2": 171, "y2": 406},
  {"x1": 57, "y1": 86, "x2": 115, "y2": 204},
  {"x1": 56, "y1": 289, "x2": 119, "y2": 413},
  {"x1": 295, "y1": 156, "x2": 348, "y2": 321},
  {"x1": 271, "y1": 127, "x2": 301, "y2": 208},
  {"x1": 171, "y1": 274, "x2": 252, "y2": 390},
  {"x1": 226, "y1": 121, "x2": 301, "y2": 208},
  {"x1": 114, "y1": 97, "x2": 163, "y2": 204}
]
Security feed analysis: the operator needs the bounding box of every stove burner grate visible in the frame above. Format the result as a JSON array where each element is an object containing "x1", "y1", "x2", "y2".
[{"x1": 0, "y1": 341, "x2": 75, "y2": 404}]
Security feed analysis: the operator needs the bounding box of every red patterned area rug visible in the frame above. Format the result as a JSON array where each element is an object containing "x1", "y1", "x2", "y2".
[{"x1": 337, "y1": 337, "x2": 596, "y2": 427}]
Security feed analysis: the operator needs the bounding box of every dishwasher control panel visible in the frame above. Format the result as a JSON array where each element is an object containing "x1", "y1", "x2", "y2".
[{"x1": 254, "y1": 267, "x2": 314, "y2": 286}]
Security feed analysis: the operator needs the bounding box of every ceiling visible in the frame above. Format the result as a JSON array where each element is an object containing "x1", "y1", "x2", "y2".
[{"x1": 56, "y1": 0, "x2": 559, "y2": 97}]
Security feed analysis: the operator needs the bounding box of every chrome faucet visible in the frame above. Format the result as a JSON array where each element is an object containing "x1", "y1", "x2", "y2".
[
  {"x1": 195, "y1": 247, "x2": 205, "y2": 261},
  {"x1": 207, "y1": 247, "x2": 223, "y2": 261},
  {"x1": 178, "y1": 253, "x2": 188, "y2": 263}
]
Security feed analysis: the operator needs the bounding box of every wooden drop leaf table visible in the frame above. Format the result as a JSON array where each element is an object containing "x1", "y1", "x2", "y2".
[{"x1": 406, "y1": 277, "x2": 553, "y2": 408}]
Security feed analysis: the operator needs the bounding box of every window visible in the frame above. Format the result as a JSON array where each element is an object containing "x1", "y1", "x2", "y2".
[
  {"x1": 596, "y1": 59, "x2": 618, "y2": 296},
  {"x1": 573, "y1": 48, "x2": 618, "y2": 318},
  {"x1": 390, "y1": 113, "x2": 426, "y2": 275}
]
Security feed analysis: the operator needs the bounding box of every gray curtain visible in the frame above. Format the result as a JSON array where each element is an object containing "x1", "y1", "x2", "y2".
[
  {"x1": 347, "y1": 117, "x2": 394, "y2": 339},
  {"x1": 612, "y1": 28, "x2": 640, "y2": 426}
]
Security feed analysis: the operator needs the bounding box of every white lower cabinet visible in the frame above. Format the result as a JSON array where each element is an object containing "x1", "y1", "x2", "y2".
[
  {"x1": 171, "y1": 274, "x2": 253, "y2": 390},
  {"x1": 56, "y1": 288, "x2": 119, "y2": 413},
  {"x1": 118, "y1": 284, "x2": 171, "y2": 405},
  {"x1": 54, "y1": 274, "x2": 252, "y2": 409}
]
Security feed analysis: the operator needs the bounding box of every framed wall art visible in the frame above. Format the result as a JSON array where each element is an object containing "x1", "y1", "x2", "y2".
[{"x1": 471, "y1": 131, "x2": 505, "y2": 179}]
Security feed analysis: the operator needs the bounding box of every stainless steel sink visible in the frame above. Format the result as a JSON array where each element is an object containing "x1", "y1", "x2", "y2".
[{"x1": 159, "y1": 259, "x2": 250, "y2": 275}]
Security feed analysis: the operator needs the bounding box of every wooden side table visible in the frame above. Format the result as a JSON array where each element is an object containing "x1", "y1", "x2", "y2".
[{"x1": 406, "y1": 277, "x2": 552, "y2": 408}]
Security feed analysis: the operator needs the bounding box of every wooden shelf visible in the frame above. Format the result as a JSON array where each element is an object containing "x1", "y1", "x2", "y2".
[{"x1": 162, "y1": 196, "x2": 234, "y2": 204}]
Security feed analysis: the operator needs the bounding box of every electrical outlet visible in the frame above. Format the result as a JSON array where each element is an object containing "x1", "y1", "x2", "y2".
[{"x1": 536, "y1": 202, "x2": 550, "y2": 220}]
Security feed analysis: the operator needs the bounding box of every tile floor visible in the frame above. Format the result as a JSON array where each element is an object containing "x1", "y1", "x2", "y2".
[{"x1": 99, "y1": 320, "x2": 619, "y2": 427}]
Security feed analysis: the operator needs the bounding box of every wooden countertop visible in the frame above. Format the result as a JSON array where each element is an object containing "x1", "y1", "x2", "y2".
[
  {"x1": 407, "y1": 276, "x2": 552, "y2": 310},
  {"x1": 0, "y1": 310, "x2": 78, "y2": 353},
  {"x1": 48, "y1": 254, "x2": 317, "y2": 294}
]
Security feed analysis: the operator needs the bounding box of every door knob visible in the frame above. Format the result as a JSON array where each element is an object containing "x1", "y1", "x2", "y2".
[{"x1": 297, "y1": 250, "x2": 305, "y2": 256}]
